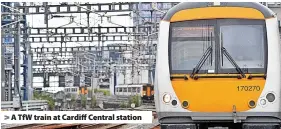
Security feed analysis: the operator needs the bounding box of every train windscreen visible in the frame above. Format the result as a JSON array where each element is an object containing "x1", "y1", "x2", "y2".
[{"x1": 169, "y1": 19, "x2": 267, "y2": 74}]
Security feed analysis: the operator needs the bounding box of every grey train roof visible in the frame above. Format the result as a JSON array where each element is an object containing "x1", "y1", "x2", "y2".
[{"x1": 163, "y1": 2, "x2": 275, "y2": 21}]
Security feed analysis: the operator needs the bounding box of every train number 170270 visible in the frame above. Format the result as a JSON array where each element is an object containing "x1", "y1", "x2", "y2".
[{"x1": 237, "y1": 86, "x2": 260, "y2": 91}]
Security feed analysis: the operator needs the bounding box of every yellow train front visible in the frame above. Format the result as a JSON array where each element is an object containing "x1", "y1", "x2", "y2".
[
  {"x1": 142, "y1": 84, "x2": 154, "y2": 103},
  {"x1": 155, "y1": 2, "x2": 281, "y2": 129}
]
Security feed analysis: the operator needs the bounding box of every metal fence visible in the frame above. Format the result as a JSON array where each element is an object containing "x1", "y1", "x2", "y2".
[{"x1": 1, "y1": 100, "x2": 48, "y2": 111}]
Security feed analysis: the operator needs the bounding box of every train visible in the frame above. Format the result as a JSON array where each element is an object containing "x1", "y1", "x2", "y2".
[
  {"x1": 142, "y1": 83, "x2": 154, "y2": 103},
  {"x1": 115, "y1": 83, "x2": 154, "y2": 103},
  {"x1": 155, "y1": 2, "x2": 281, "y2": 129}
]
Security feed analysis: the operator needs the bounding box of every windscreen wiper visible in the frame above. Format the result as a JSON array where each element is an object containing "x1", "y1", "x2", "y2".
[
  {"x1": 190, "y1": 46, "x2": 212, "y2": 78},
  {"x1": 220, "y1": 32, "x2": 245, "y2": 78},
  {"x1": 221, "y1": 47, "x2": 246, "y2": 78},
  {"x1": 190, "y1": 30, "x2": 213, "y2": 78}
]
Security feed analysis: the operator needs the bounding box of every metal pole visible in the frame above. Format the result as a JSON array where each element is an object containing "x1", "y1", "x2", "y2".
[
  {"x1": 97, "y1": 24, "x2": 101, "y2": 89},
  {"x1": 8, "y1": 71, "x2": 12, "y2": 101},
  {"x1": 1, "y1": 36, "x2": 5, "y2": 101},
  {"x1": 14, "y1": 21, "x2": 22, "y2": 110},
  {"x1": 22, "y1": 4, "x2": 28, "y2": 100},
  {"x1": 44, "y1": 2, "x2": 49, "y2": 42},
  {"x1": 87, "y1": 12, "x2": 90, "y2": 42}
]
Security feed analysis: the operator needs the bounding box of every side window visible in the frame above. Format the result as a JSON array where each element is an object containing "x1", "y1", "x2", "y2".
[{"x1": 132, "y1": 87, "x2": 136, "y2": 92}]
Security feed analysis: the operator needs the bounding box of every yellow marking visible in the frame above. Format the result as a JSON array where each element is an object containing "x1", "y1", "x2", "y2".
[
  {"x1": 171, "y1": 7, "x2": 265, "y2": 22},
  {"x1": 147, "y1": 86, "x2": 151, "y2": 96},
  {"x1": 171, "y1": 74, "x2": 265, "y2": 112}
]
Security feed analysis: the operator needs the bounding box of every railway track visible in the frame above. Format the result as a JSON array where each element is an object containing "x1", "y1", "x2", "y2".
[
  {"x1": 38, "y1": 124, "x2": 81, "y2": 129},
  {"x1": 4, "y1": 123, "x2": 126, "y2": 129},
  {"x1": 3, "y1": 124, "x2": 42, "y2": 129},
  {"x1": 80, "y1": 124, "x2": 126, "y2": 129},
  {"x1": 80, "y1": 124, "x2": 109, "y2": 129},
  {"x1": 150, "y1": 124, "x2": 160, "y2": 129},
  {"x1": 4, "y1": 124, "x2": 68, "y2": 129},
  {"x1": 102, "y1": 124, "x2": 126, "y2": 129}
]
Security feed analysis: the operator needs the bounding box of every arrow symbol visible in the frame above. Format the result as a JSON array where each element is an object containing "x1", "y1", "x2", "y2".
[{"x1": 4, "y1": 115, "x2": 9, "y2": 120}]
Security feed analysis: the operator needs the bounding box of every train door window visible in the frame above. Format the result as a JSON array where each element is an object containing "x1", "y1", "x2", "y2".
[{"x1": 137, "y1": 87, "x2": 140, "y2": 93}]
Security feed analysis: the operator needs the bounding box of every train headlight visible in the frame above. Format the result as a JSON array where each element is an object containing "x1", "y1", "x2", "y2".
[
  {"x1": 163, "y1": 94, "x2": 171, "y2": 103},
  {"x1": 182, "y1": 101, "x2": 189, "y2": 108},
  {"x1": 260, "y1": 99, "x2": 266, "y2": 105},
  {"x1": 266, "y1": 93, "x2": 275, "y2": 102},
  {"x1": 248, "y1": 100, "x2": 256, "y2": 108},
  {"x1": 171, "y1": 100, "x2": 177, "y2": 106}
]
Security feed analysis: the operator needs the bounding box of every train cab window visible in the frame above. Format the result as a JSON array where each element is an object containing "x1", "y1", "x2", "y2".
[
  {"x1": 218, "y1": 19, "x2": 266, "y2": 73},
  {"x1": 170, "y1": 20, "x2": 215, "y2": 73},
  {"x1": 143, "y1": 86, "x2": 147, "y2": 91}
]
